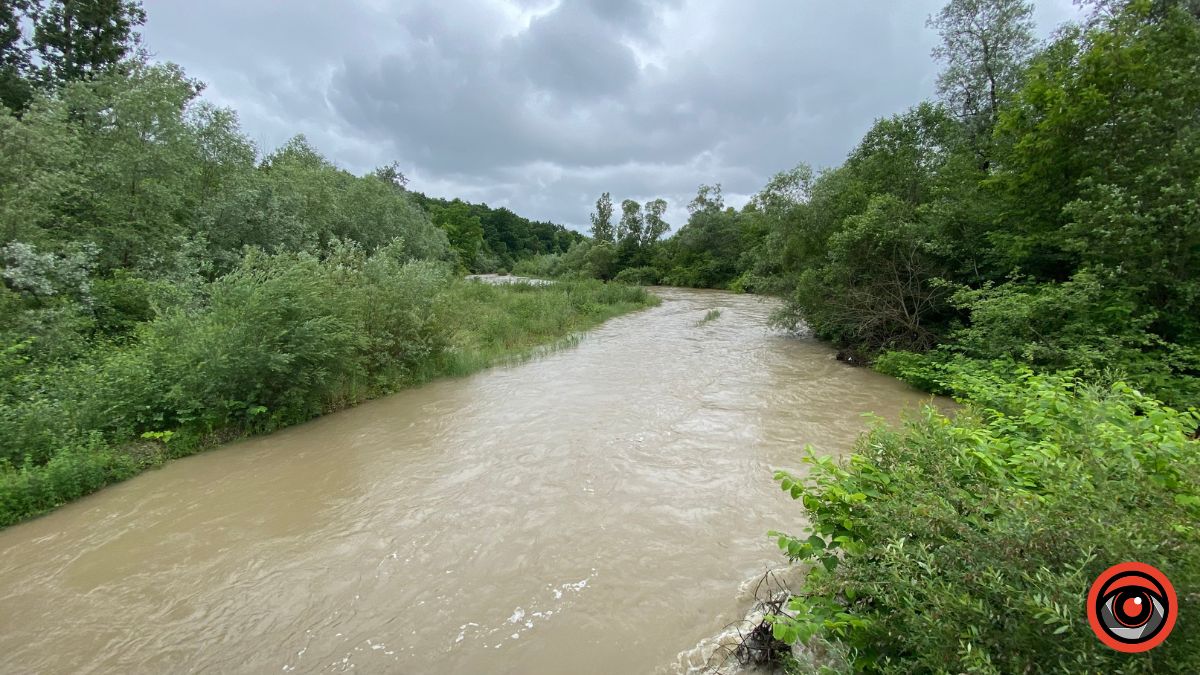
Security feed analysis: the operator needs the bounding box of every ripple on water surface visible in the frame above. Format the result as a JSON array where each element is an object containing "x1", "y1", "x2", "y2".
[{"x1": 0, "y1": 288, "x2": 937, "y2": 674}]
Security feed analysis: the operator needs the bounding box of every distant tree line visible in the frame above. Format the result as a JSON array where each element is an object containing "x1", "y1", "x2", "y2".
[{"x1": 408, "y1": 193, "x2": 584, "y2": 274}]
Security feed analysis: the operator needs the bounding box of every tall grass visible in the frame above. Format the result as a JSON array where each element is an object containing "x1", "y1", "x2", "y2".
[{"x1": 431, "y1": 278, "x2": 654, "y2": 376}]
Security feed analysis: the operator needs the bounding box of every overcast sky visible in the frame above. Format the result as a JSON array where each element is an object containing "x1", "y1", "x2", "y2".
[{"x1": 140, "y1": 0, "x2": 1082, "y2": 231}]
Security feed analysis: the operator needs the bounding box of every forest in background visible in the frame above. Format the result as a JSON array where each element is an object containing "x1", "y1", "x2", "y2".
[{"x1": 409, "y1": 192, "x2": 584, "y2": 274}]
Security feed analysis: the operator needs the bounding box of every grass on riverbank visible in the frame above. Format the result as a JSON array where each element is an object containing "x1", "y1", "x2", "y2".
[
  {"x1": 0, "y1": 252, "x2": 657, "y2": 528},
  {"x1": 431, "y1": 278, "x2": 656, "y2": 376}
]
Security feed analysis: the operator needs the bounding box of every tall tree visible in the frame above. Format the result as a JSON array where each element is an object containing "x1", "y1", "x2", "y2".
[
  {"x1": 617, "y1": 199, "x2": 643, "y2": 244},
  {"x1": 0, "y1": 0, "x2": 32, "y2": 111},
  {"x1": 642, "y1": 198, "x2": 670, "y2": 245},
  {"x1": 34, "y1": 0, "x2": 146, "y2": 85},
  {"x1": 688, "y1": 183, "x2": 724, "y2": 214},
  {"x1": 928, "y1": 0, "x2": 1034, "y2": 148},
  {"x1": 589, "y1": 192, "x2": 614, "y2": 243},
  {"x1": 372, "y1": 162, "x2": 409, "y2": 191},
  {"x1": 430, "y1": 200, "x2": 484, "y2": 271},
  {"x1": 1079, "y1": 0, "x2": 1200, "y2": 23}
]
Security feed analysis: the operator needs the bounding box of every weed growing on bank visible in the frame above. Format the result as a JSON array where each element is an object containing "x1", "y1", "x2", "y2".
[
  {"x1": 770, "y1": 368, "x2": 1200, "y2": 673},
  {"x1": 0, "y1": 250, "x2": 656, "y2": 527}
]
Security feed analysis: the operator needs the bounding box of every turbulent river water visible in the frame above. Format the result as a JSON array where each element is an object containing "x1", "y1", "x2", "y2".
[{"x1": 0, "y1": 288, "x2": 936, "y2": 674}]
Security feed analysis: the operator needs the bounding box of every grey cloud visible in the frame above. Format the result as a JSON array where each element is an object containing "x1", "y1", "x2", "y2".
[
  {"x1": 141, "y1": 0, "x2": 1082, "y2": 230},
  {"x1": 513, "y1": 2, "x2": 640, "y2": 97}
]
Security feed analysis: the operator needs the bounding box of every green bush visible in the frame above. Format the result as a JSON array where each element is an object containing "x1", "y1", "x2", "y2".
[
  {"x1": 511, "y1": 254, "x2": 562, "y2": 278},
  {"x1": 0, "y1": 257, "x2": 656, "y2": 526},
  {"x1": 612, "y1": 266, "x2": 660, "y2": 285},
  {"x1": 68, "y1": 246, "x2": 446, "y2": 438},
  {"x1": 770, "y1": 369, "x2": 1200, "y2": 673},
  {"x1": 0, "y1": 435, "x2": 142, "y2": 524},
  {"x1": 89, "y1": 270, "x2": 166, "y2": 336}
]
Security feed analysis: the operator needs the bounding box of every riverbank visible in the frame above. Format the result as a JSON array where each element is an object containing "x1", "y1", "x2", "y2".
[
  {"x1": 0, "y1": 269, "x2": 657, "y2": 528},
  {"x1": 0, "y1": 287, "x2": 930, "y2": 674},
  {"x1": 767, "y1": 362, "x2": 1200, "y2": 673}
]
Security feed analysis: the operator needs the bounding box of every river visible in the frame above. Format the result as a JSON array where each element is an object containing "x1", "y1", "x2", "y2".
[{"x1": 0, "y1": 288, "x2": 934, "y2": 674}]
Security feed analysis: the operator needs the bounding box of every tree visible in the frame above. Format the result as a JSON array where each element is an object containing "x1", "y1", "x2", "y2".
[
  {"x1": 928, "y1": 0, "x2": 1034, "y2": 150},
  {"x1": 431, "y1": 200, "x2": 484, "y2": 271},
  {"x1": 589, "y1": 192, "x2": 614, "y2": 243},
  {"x1": 583, "y1": 241, "x2": 617, "y2": 280},
  {"x1": 991, "y1": 0, "x2": 1200, "y2": 351},
  {"x1": 688, "y1": 183, "x2": 724, "y2": 214},
  {"x1": 372, "y1": 162, "x2": 409, "y2": 191},
  {"x1": 642, "y1": 198, "x2": 670, "y2": 246},
  {"x1": 792, "y1": 195, "x2": 952, "y2": 352},
  {"x1": 663, "y1": 185, "x2": 743, "y2": 288},
  {"x1": 617, "y1": 199, "x2": 643, "y2": 244},
  {"x1": 615, "y1": 199, "x2": 647, "y2": 269},
  {"x1": 34, "y1": 0, "x2": 146, "y2": 86},
  {"x1": 0, "y1": 0, "x2": 33, "y2": 112},
  {"x1": 1079, "y1": 0, "x2": 1200, "y2": 23}
]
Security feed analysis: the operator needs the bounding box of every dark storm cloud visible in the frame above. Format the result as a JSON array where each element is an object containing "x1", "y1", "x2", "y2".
[{"x1": 140, "y1": 0, "x2": 1081, "y2": 230}]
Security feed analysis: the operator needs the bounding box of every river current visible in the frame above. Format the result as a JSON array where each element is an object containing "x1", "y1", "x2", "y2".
[{"x1": 0, "y1": 288, "x2": 934, "y2": 674}]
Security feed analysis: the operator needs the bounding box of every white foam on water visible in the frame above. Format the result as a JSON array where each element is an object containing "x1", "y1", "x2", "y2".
[
  {"x1": 666, "y1": 566, "x2": 806, "y2": 674},
  {"x1": 451, "y1": 570, "x2": 599, "y2": 650}
]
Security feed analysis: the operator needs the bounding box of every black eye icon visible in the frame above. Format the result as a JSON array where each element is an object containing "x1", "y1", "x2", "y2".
[{"x1": 1091, "y1": 567, "x2": 1174, "y2": 650}]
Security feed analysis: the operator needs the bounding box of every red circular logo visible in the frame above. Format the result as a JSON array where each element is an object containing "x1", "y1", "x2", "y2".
[{"x1": 1087, "y1": 562, "x2": 1176, "y2": 653}]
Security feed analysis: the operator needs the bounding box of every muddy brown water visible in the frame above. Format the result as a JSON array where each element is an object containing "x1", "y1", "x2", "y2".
[{"x1": 0, "y1": 288, "x2": 937, "y2": 674}]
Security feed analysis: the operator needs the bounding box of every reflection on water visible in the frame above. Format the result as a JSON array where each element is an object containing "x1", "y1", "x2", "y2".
[{"x1": 0, "y1": 288, "x2": 935, "y2": 674}]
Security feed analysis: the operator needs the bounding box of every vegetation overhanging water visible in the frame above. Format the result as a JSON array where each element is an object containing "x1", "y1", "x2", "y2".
[{"x1": 2, "y1": 0, "x2": 1199, "y2": 672}]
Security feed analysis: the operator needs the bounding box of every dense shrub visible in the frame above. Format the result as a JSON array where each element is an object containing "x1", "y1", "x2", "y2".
[
  {"x1": 771, "y1": 369, "x2": 1200, "y2": 673},
  {"x1": 72, "y1": 244, "x2": 447, "y2": 438},
  {"x1": 612, "y1": 266, "x2": 660, "y2": 285},
  {"x1": 0, "y1": 254, "x2": 656, "y2": 526}
]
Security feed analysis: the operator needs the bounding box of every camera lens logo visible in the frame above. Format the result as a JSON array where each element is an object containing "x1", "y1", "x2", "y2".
[{"x1": 1087, "y1": 562, "x2": 1176, "y2": 653}]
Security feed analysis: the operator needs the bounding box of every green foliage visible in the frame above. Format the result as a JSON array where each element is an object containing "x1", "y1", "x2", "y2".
[
  {"x1": 0, "y1": 248, "x2": 656, "y2": 526},
  {"x1": 0, "y1": 434, "x2": 141, "y2": 523},
  {"x1": 410, "y1": 193, "x2": 582, "y2": 273},
  {"x1": 429, "y1": 199, "x2": 485, "y2": 271},
  {"x1": 0, "y1": 0, "x2": 34, "y2": 112},
  {"x1": 0, "y1": 10, "x2": 648, "y2": 526},
  {"x1": 770, "y1": 369, "x2": 1200, "y2": 672},
  {"x1": 433, "y1": 278, "x2": 657, "y2": 376},
  {"x1": 756, "y1": 2, "x2": 1200, "y2": 410},
  {"x1": 590, "y1": 192, "x2": 615, "y2": 244},
  {"x1": 34, "y1": 0, "x2": 146, "y2": 85},
  {"x1": 929, "y1": 0, "x2": 1035, "y2": 147},
  {"x1": 1, "y1": 0, "x2": 147, "y2": 113},
  {"x1": 2, "y1": 63, "x2": 449, "y2": 273},
  {"x1": 612, "y1": 266, "x2": 660, "y2": 286},
  {"x1": 583, "y1": 241, "x2": 619, "y2": 281},
  {"x1": 657, "y1": 185, "x2": 746, "y2": 289}
]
